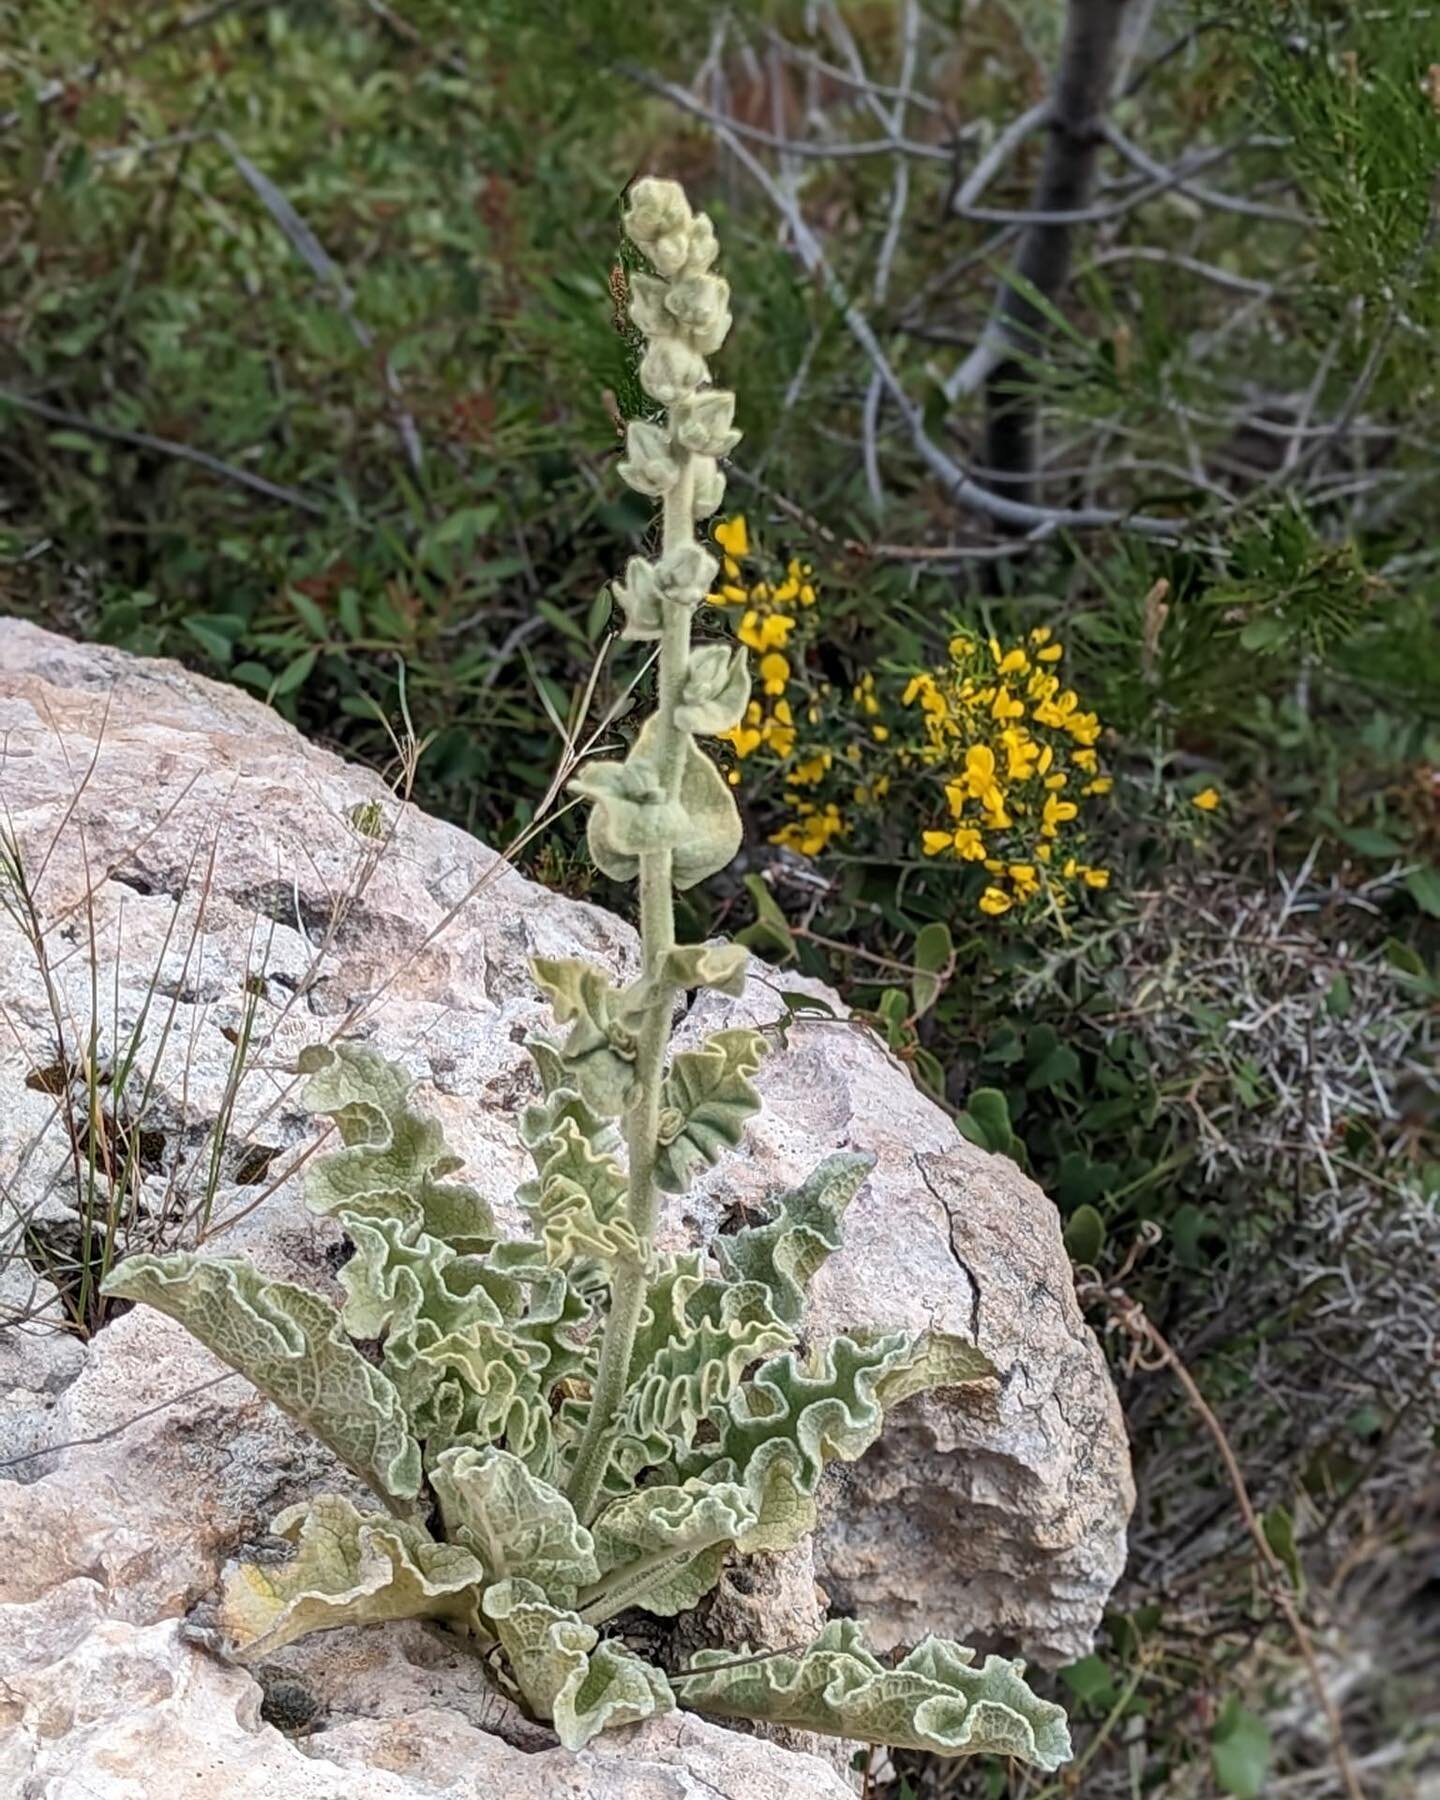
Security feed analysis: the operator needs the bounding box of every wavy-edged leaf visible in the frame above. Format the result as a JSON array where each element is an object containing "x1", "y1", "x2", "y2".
[
  {"x1": 582, "y1": 1478, "x2": 758, "y2": 1621},
  {"x1": 626, "y1": 1252, "x2": 712, "y2": 1379},
  {"x1": 219, "y1": 1493, "x2": 483, "y2": 1659},
  {"x1": 616, "y1": 1315, "x2": 794, "y2": 1473},
  {"x1": 414, "y1": 1316, "x2": 541, "y2": 1430},
  {"x1": 870, "y1": 1328, "x2": 995, "y2": 1408},
  {"x1": 575, "y1": 718, "x2": 741, "y2": 890},
  {"x1": 430, "y1": 1446, "x2": 598, "y2": 1603},
  {"x1": 336, "y1": 1211, "x2": 489, "y2": 1343},
  {"x1": 678, "y1": 1331, "x2": 993, "y2": 1551},
  {"x1": 482, "y1": 1577, "x2": 675, "y2": 1750},
  {"x1": 655, "y1": 1028, "x2": 768, "y2": 1194},
  {"x1": 518, "y1": 1086, "x2": 639, "y2": 1274},
  {"x1": 520, "y1": 1058, "x2": 624, "y2": 1165},
  {"x1": 524, "y1": 1115, "x2": 629, "y2": 1220},
  {"x1": 599, "y1": 1255, "x2": 794, "y2": 1493},
  {"x1": 529, "y1": 960, "x2": 641, "y2": 1116},
  {"x1": 530, "y1": 1174, "x2": 645, "y2": 1269},
  {"x1": 657, "y1": 942, "x2": 749, "y2": 996},
  {"x1": 518, "y1": 1101, "x2": 635, "y2": 1271},
  {"x1": 714, "y1": 1152, "x2": 874, "y2": 1325},
  {"x1": 100, "y1": 1252, "x2": 421, "y2": 1502},
  {"x1": 680, "y1": 1619, "x2": 1071, "y2": 1768},
  {"x1": 327, "y1": 1207, "x2": 587, "y2": 1483},
  {"x1": 299, "y1": 1042, "x2": 496, "y2": 1251},
  {"x1": 508, "y1": 1269, "x2": 598, "y2": 1386}
]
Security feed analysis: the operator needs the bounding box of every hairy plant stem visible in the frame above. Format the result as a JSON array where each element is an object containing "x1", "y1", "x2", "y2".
[
  {"x1": 575, "y1": 1539, "x2": 710, "y2": 1626},
  {"x1": 565, "y1": 457, "x2": 696, "y2": 1525}
]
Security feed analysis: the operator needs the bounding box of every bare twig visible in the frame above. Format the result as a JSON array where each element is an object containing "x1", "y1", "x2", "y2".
[
  {"x1": 214, "y1": 132, "x2": 426, "y2": 483},
  {"x1": 0, "y1": 1372, "x2": 239, "y2": 1472},
  {"x1": 1086, "y1": 244, "x2": 1280, "y2": 299},
  {"x1": 0, "y1": 388, "x2": 327, "y2": 514},
  {"x1": 621, "y1": 62, "x2": 1184, "y2": 540},
  {"x1": 1095, "y1": 1288, "x2": 1366, "y2": 1800},
  {"x1": 819, "y1": 0, "x2": 922, "y2": 507},
  {"x1": 1103, "y1": 121, "x2": 1303, "y2": 224}
]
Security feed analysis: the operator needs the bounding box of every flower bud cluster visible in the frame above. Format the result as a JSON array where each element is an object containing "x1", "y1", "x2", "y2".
[
  {"x1": 616, "y1": 179, "x2": 740, "y2": 515},
  {"x1": 613, "y1": 544, "x2": 720, "y2": 641}
]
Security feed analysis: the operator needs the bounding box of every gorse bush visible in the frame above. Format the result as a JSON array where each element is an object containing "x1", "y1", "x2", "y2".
[
  {"x1": 101, "y1": 179, "x2": 1071, "y2": 1768},
  {"x1": 710, "y1": 513, "x2": 1115, "y2": 918}
]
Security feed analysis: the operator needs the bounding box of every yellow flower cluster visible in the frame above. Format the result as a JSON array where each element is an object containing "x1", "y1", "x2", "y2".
[
  {"x1": 708, "y1": 515, "x2": 842, "y2": 854},
  {"x1": 706, "y1": 516, "x2": 1116, "y2": 918},
  {"x1": 907, "y1": 629, "x2": 1112, "y2": 915}
]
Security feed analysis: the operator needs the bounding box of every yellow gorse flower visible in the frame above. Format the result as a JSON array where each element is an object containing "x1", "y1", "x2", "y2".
[
  {"x1": 711, "y1": 524, "x2": 1113, "y2": 917},
  {"x1": 738, "y1": 610, "x2": 795, "y2": 653},
  {"x1": 709, "y1": 516, "x2": 847, "y2": 845},
  {"x1": 772, "y1": 800, "x2": 844, "y2": 856},
  {"x1": 908, "y1": 626, "x2": 1112, "y2": 915}
]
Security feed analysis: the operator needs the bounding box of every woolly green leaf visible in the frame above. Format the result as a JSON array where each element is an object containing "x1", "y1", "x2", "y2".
[
  {"x1": 518, "y1": 1086, "x2": 638, "y2": 1266},
  {"x1": 407, "y1": 1348, "x2": 557, "y2": 1482},
  {"x1": 299, "y1": 1042, "x2": 496, "y2": 1251},
  {"x1": 655, "y1": 1028, "x2": 768, "y2": 1194},
  {"x1": 482, "y1": 1578, "x2": 675, "y2": 1750},
  {"x1": 657, "y1": 942, "x2": 749, "y2": 996},
  {"x1": 100, "y1": 1253, "x2": 421, "y2": 1502},
  {"x1": 573, "y1": 719, "x2": 741, "y2": 889},
  {"x1": 521, "y1": 1109, "x2": 629, "y2": 1229},
  {"x1": 629, "y1": 1253, "x2": 788, "y2": 1367},
  {"x1": 331, "y1": 1209, "x2": 586, "y2": 1476},
  {"x1": 601, "y1": 1253, "x2": 791, "y2": 1494},
  {"x1": 679, "y1": 1331, "x2": 994, "y2": 1551},
  {"x1": 481, "y1": 1578, "x2": 593, "y2": 1720},
  {"x1": 616, "y1": 418, "x2": 681, "y2": 498},
  {"x1": 333, "y1": 1211, "x2": 483, "y2": 1343},
  {"x1": 714, "y1": 1152, "x2": 874, "y2": 1325},
  {"x1": 413, "y1": 1317, "x2": 544, "y2": 1440},
  {"x1": 430, "y1": 1446, "x2": 599, "y2": 1603},
  {"x1": 611, "y1": 545, "x2": 719, "y2": 640},
  {"x1": 583, "y1": 1478, "x2": 759, "y2": 1622},
  {"x1": 501, "y1": 1257, "x2": 599, "y2": 1384},
  {"x1": 625, "y1": 1253, "x2": 710, "y2": 1385},
  {"x1": 218, "y1": 1493, "x2": 483, "y2": 1659},
  {"x1": 675, "y1": 644, "x2": 750, "y2": 734},
  {"x1": 529, "y1": 960, "x2": 641, "y2": 1116},
  {"x1": 571, "y1": 719, "x2": 685, "y2": 881},
  {"x1": 671, "y1": 739, "x2": 744, "y2": 889},
  {"x1": 525, "y1": 1036, "x2": 572, "y2": 1099},
  {"x1": 616, "y1": 1315, "x2": 794, "y2": 1473},
  {"x1": 611, "y1": 555, "x2": 666, "y2": 640},
  {"x1": 680, "y1": 1619, "x2": 1071, "y2": 1768},
  {"x1": 530, "y1": 1174, "x2": 645, "y2": 1269},
  {"x1": 520, "y1": 1056, "x2": 625, "y2": 1173},
  {"x1": 872, "y1": 1329, "x2": 996, "y2": 1408}
]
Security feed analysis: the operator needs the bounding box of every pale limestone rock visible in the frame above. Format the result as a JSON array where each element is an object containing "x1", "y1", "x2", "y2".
[
  {"x1": 0, "y1": 620, "x2": 1132, "y2": 1790},
  {"x1": 4, "y1": 1613, "x2": 858, "y2": 1797},
  {"x1": 316, "y1": 1705, "x2": 859, "y2": 1798},
  {"x1": 0, "y1": 1262, "x2": 86, "y2": 1479}
]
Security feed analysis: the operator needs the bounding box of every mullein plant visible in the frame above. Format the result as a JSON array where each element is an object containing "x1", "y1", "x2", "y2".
[{"x1": 102, "y1": 180, "x2": 1071, "y2": 1769}]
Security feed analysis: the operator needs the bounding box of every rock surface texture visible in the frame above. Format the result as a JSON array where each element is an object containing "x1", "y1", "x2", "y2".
[{"x1": 0, "y1": 621, "x2": 1132, "y2": 1794}]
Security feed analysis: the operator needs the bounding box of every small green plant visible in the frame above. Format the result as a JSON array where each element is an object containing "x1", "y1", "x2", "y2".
[{"x1": 102, "y1": 180, "x2": 1070, "y2": 1767}]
